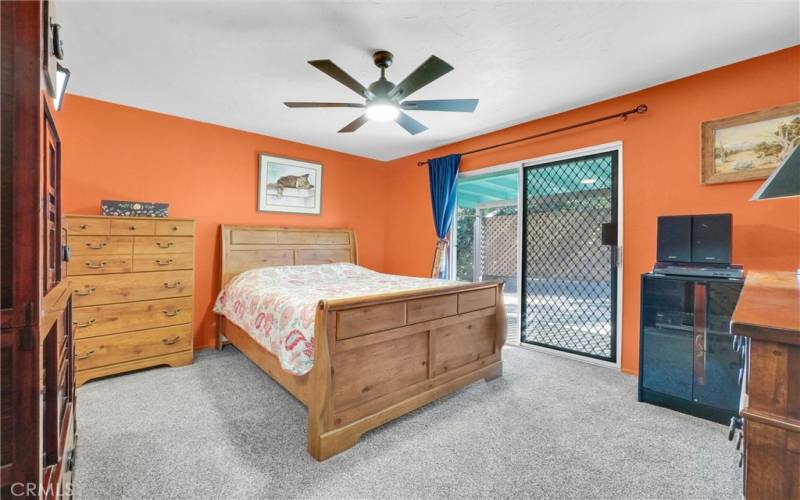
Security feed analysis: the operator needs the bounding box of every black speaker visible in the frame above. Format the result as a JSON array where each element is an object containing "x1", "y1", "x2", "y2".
[
  {"x1": 657, "y1": 215, "x2": 692, "y2": 263},
  {"x1": 692, "y1": 214, "x2": 731, "y2": 264}
]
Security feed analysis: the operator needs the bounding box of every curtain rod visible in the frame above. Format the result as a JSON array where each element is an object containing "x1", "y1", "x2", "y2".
[{"x1": 417, "y1": 104, "x2": 648, "y2": 166}]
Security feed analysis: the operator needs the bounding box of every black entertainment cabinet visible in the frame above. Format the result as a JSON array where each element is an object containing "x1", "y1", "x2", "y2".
[{"x1": 638, "y1": 273, "x2": 744, "y2": 424}]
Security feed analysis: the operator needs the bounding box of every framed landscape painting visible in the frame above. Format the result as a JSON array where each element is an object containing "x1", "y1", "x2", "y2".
[
  {"x1": 257, "y1": 153, "x2": 322, "y2": 214},
  {"x1": 701, "y1": 102, "x2": 800, "y2": 185}
]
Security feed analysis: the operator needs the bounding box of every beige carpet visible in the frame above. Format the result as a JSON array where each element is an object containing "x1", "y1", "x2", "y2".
[{"x1": 73, "y1": 346, "x2": 741, "y2": 499}]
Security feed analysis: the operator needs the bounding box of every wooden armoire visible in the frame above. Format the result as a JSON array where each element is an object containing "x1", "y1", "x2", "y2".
[{"x1": 1, "y1": 1, "x2": 77, "y2": 498}]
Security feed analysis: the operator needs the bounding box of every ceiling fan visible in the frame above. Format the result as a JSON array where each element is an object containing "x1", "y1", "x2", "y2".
[{"x1": 284, "y1": 50, "x2": 478, "y2": 135}]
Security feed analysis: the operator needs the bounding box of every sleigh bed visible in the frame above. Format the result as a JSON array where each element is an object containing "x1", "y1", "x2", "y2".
[{"x1": 215, "y1": 225, "x2": 505, "y2": 460}]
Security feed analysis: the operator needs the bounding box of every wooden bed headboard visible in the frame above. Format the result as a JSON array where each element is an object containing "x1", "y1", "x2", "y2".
[{"x1": 219, "y1": 225, "x2": 357, "y2": 286}]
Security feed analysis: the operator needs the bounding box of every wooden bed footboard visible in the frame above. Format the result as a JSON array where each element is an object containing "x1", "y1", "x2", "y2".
[
  {"x1": 307, "y1": 282, "x2": 505, "y2": 460},
  {"x1": 217, "y1": 225, "x2": 505, "y2": 461}
]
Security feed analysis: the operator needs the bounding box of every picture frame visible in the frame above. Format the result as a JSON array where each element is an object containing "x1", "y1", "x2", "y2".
[
  {"x1": 701, "y1": 102, "x2": 800, "y2": 185},
  {"x1": 257, "y1": 153, "x2": 323, "y2": 214}
]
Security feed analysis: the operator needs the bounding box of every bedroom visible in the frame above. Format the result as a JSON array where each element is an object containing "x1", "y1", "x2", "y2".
[{"x1": 2, "y1": 0, "x2": 799, "y2": 498}]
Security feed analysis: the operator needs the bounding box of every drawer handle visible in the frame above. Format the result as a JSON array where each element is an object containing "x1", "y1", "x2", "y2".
[
  {"x1": 164, "y1": 281, "x2": 182, "y2": 289},
  {"x1": 79, "y1": 224, "x2": 88, "y2": 229},
  {"x1": 172, "y1": 226, "x2": 179, "y2": 231},
  {"x1": 77, "y1": 350, "x2": 95, "y2": 360},
  {"x1": 161, "y1": 336, "x2": 181, "y2": 345},
  {"x1": 84, "y1": 260, "x2": 107, "y2": 269},
  {"x1": 156, "y1": 241, "x2": 174, "y2": 248},
  {"x1": 74, "y1": 287, "x2": 96, "y2": 296},
  {"x1": 85, "y1": 242, "x2": 107, "y2": 250},
  {"x1": 162, "y1": 309, "x2": 181, "y2": 317},
  {"x1": 129, "y1": 225, "x2": 137, "y2": 230},
  {"x1": 73, "y1": 319, "x2": 96, "y2": 328},
  {"x1": 155, "y1": 258, "x2": 173, "y2": 266}
]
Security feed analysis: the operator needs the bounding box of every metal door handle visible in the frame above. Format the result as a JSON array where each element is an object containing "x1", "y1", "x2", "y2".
[
  {"x1": 156, "y1": 241, "x2": 174, "y2": 248},
  {"x1": 73, "y1": 319, "x2": 96, "y2": 328},
  {"x1": 84, "y1": 260, "x2": 107, "y2": 269},
  {"x1": 85, "y1": 242, "x2": 107, "y2": 250},
  {"x1": 162, "y1": 309, "x2": 181, "y2": 317},
  {"x1": 161, "y1": 336, "x2": 181, "y2": 345},
  {"x1": 74, "y1": 287, "x2": 96, "y2": 296},
  {"x1": 163, "y1": 281, "x2": 182, "y2": 289},
  {"x1": 155, "y1": 259, "x2": 173, "y2": 266}
]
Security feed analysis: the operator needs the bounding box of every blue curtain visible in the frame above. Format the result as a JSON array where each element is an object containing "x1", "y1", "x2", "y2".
[{"x1": 427, "y1": 153, "x2": 461, "y2": 278}]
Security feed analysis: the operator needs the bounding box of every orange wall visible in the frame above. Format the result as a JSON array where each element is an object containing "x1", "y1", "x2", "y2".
[
  {"x1": 57, "y1": 96, "x2": 388, "y2": 349},
  {"x1": 383, "y1": 46, "x2": 800, "y2": 374},
  {"x1": 58, "y1": 47, "x2": 800, "y2": 373}
]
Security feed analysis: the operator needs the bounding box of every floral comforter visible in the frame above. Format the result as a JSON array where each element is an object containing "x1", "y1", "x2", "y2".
[{"x1": 213, "y1": 263, "x2": 455, "y2": 375}]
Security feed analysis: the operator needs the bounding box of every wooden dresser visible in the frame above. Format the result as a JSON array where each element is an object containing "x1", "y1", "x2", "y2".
[
  {"x1": 731, "y1": 271, "x2": 800, "y2": 499},
  {"x1": 65, "y1": 215, "x2": 195, "y2": 387}
]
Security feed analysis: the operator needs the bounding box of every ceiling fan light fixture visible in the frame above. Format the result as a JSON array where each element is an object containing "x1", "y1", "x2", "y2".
[
  {"x1": 366, "y1": 102, "x2": 399, "y2": 122},
  {"x1": 289, "y1": 51, "x2": 476, "y2": 134}
]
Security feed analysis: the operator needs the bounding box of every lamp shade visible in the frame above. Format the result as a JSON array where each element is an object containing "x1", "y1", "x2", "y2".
[
  {"x1": 54, "y1": 64, "x2": 70, "y2": 111},
  {"x1": 751, "y1": 145, "x2": 800, "y2": 201}
]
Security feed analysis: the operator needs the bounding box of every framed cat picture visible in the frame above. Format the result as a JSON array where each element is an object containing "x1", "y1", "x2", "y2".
[{"x1": 257, "y1": 153, "x2": 323, "y2": 214}]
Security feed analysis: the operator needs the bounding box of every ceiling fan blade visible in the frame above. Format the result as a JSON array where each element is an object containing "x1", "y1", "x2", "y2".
[
  {"x1": 395, "y1": 111, "x2": 428, "y2": 135},
  {"x1": 400, "y1": 99, "x2": 479, "y2": 112},
  {"x1": 388, "y1": 55, "x2": 454, "y2": 100},
  {"x1": 308, "y1": 60, "x2": 374, "y2": 99},
  {"x1": 284, "y1": 102, "x2": 365, "y2": 108},
  {"x1": 338, "y1": 114, "x2": 370, "y2": 133}
]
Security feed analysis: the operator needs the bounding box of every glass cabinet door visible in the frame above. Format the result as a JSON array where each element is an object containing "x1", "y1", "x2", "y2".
[
  {"x1": 641, "y1": 277, "x2": 695, "y2": 399},
  {"x1": 692, "y1": 281, "x2": 743, "y2": 411}
]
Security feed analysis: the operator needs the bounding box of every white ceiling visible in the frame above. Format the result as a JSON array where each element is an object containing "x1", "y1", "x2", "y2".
[{"x1": 60, "y1": 1, "x2": 799, "y2": 161}]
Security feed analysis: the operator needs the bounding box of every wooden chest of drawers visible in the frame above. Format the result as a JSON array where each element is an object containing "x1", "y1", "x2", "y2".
[
  {"x1": 65, "y1": 215, "x2": 195, "y2": 386},
  {"x1": 731, "y1": 271, "x2": 800, "y2": 499}
]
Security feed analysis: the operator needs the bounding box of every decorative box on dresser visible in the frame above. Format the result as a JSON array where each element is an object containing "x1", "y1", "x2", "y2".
[
  {"x1": 730, "y1": 271, "x2": 800, "y2": 499},
  {"x1": 65, "y1": 215, "x2": 195, "y2": 387}
]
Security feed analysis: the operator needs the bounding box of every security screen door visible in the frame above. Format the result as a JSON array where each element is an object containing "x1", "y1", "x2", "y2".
[{"x1": 521, "y1": 151, "x2": 618, "y2": 362}]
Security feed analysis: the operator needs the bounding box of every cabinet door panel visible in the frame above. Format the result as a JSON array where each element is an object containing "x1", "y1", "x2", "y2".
[
  {"x1": 706, "y1": 282, "x2": 743, "y2": 336},
  {"x1": 641, "y1": 277, "x2": 694, "y2": 399},
  {"x1": 693, "y1": 281, "x2": 743, "y2": 410},
  {"x1": 692, "y1": 333, "x2": 741, "y2": 411}
]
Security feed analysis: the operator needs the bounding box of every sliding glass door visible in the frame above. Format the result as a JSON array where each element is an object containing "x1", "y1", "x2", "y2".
[
  {"x1": 453, "y1": 169, "x2": 520, "y2": 344},
  {"x1": 520, "y1": 151, "x2": 619, "y2": 362}
]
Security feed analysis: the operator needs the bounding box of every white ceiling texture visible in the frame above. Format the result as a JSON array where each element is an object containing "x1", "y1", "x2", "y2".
[{"x1": 60, "y1": 1, "x2": 799, "y2": 161}]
